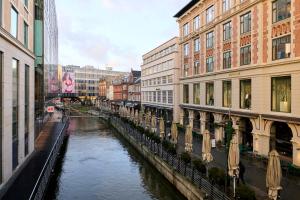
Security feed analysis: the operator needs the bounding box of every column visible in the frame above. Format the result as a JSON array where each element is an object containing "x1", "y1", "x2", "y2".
[
  {"x1": 250, "y1": 118, "x2": 271, "y2": 156},
  {"x1": 188, "y1": 110, "x2": 194, "y2": 129},
  {"x1": 289, "y1": 124, "x2": 300, "y2": 167},
  {"x1": 199, "y1": 111, "x2": 206, "y2": 135},
  {"x1": 179, "y1": 108, "x2": 184, "y2": 125},
  {"x1": 213, "y1": 113, "x2": 224, "y2": 142},
  {"x1": 231, "y1": 116, "x2": 241, "y2": 143}
]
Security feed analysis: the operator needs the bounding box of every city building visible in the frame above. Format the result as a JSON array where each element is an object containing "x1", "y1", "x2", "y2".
[
  {"x1": 0, "y1": 0, "x2": 35, "y2": 187},
  {"x1": 99, "y1": 75, "x2": 120, "y2": 99},
  {"x1": 34, "y1": 0, "x2": 58, "y2": 123},
  {"x1": 175, "y1": 0, "x2": 300, "y2": 167},
  {"x1": 73, "y1": 66, "x2": 126, "y2": 101},
  {"x1": 141, "y1": 37, "x2": 180, "y2": 128},
  {"x1": 126, "y1": 70, "x2": 141, "y2": 110},
  {"x1": 111, "y1": 70, "x2": 141, "y2": 112}
]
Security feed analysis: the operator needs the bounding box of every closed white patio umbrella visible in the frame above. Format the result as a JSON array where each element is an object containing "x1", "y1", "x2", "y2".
[{"x1": 266, "y1": 150, "x2": 282, "y2": 200}]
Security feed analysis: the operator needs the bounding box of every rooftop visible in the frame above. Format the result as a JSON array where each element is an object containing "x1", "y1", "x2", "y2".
[{"x1": 174, "y1": 0, "x2": 199, "y2": 18}]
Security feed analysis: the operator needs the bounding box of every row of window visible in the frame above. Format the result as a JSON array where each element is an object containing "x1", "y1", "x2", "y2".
[
  {"x1": 0, "y1": 53, "x2": 30, "y2": 173},
  {"x1": 142, "y1": 75, "x2": 173, "y2": 87},
  {"x1": 182, "y1": 0, "x2": 291, "y2": 37},
  {"x1": 76, "y1": 80, "x2": 100, "y2": 84},
  {"x1": 142, "y1": 59, "x2": 174, "y2": 76},
  {"x1": 76, "y1": 73, "x2": 104, "y2": 79},
  {"x1": 142, "y1": 91, "x2": 173, "y2": 104},
  {"x1": 8, "y1": 5, "x2": 29, "y2": 48},
  {"x1": 183, "y1": 76, "x2": 291, "y2": 113},
  {"x1": 143, "y1": 45, "x2": 177, "y2": 64},
  {"x1": 183, "y1": 34, "x2": 291, "y2": 76}
]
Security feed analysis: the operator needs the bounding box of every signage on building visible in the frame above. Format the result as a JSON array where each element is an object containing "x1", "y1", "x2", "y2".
[
  {"x1": 62, "y1": 67, "x2": 76, "y2": 94},
  {"x1": 47, "y1": 106, "x2": 55, "y2": 113}
]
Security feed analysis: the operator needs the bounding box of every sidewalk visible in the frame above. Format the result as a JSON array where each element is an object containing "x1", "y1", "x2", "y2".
[
  {"x1": 177, "y1": 130, "x2": 300, "y2": 200},
  {"x1": 1, "y1": 111, "x2": 67, "y2": 200}
]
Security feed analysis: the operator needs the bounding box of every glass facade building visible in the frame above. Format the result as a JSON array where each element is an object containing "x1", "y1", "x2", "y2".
[{"x1": 34, "y1": 0, "x2": 58, "y2": 138}]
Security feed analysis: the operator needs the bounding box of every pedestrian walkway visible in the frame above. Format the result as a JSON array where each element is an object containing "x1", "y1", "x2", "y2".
[
  {"x1": 1, "y1": 111, "x2": 67, "y2": 200},
  {"x1": 177, "y1": 130, "x2": 300, "y2": 200}
]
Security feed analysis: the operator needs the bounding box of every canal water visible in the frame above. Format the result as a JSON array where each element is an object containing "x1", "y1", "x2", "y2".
[{"x1": 44, "y1": 117, "x2": 186, "y2": 200}]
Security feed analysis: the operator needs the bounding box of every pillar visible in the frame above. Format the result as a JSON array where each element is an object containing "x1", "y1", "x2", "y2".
[
  {"x1": 213, "y1": 113, "x2": 224, "y2": 142},
  {"x1": 199, "y1": 111, "x2": 206, "y2": 135},
  {"x1": 188, "y1": 110, "x2": 194, "y2": 129},
  {"x1": 250, "y1": 118, "x2": 271, "y2": 156},
  {"x1": 288, "y1": 124, "x2": 300, "y2": 167},
  {"x1": 180, "y1": 108, "x2": 184, "y2": 125}
]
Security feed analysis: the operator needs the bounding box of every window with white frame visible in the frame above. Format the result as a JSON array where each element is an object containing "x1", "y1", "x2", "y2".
[
  {"x1": 162, "y1": 76, "x2": 167, "y2": 84},
  {"x1": 194, "y1": 38, "x2": 200, "y2": 52},
  {"x1": 183, "y1": 64, "x2": 189, "y2": 77},
  {"x1": 223, "y1": 21, "x2": 231, "y2": 41},
  {"x1": 223, "y1": 0, "x2": 230, "y2": 12},
  {"x1": 11, "y1": 6, "x2": 18, "y2": 38},
  {"x1": 162, "y1": 91, "x2": 167, "y2": 103},
  {"x1": 240, "y1": 12, "x2": 251, "y2": 34},
  {"x1": 193, "y1": 15, "x2": 200, "y2": 31},
  {"x1": 153, "y1": 91, "x2": 156, "y2": 102},
  {"x1": 206, "y1": 5, "x2": 214, "y2": 23},
  {"x1": 272, "y1": 35, "x2": 291, "y2": 60},
  {"x1": 240, "y1": 45, "x2": 251, "y2": 65},
  {"x1": 168, "y1": 75, "x2": 173, "y2": 83},
  {"x1": 206, "y1": 31, "x2": 214, "y2": 49},
  {"x1": 183, "y1": 23, "x2": 189, "y2": 36},
  {"x1": 157, "y1": 77, "x2": 161, "y2": 85},
  {"x1": 157, "y1": 91, "x2": 161, "y2": 103},
  {"x1": 206, "y1": 57, "x2": 214, "y2": 72},
  {"x1": 272, "y1": 0, "x2": 291, "y2": 23},
  {"x1": 184, "y1": 43, "x2": 189, "y2": 56},
  {"x1": 168, "y1": 91, "x2": 173, "y2": 104},
  {"x1": 194, "y1": 61, "x2": 200, "y2": 75}
]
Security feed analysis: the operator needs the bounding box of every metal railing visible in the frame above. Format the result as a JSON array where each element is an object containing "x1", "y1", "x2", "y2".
[
  {"x1": 28, "y1": 119, "x2": 69, "y2": 200},
  {"x1": 110, "y1": 116, "x2": 231, "y2": 200}
]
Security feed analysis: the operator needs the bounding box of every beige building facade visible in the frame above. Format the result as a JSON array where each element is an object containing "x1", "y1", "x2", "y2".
[
  {"x1": 0, "y1": 0, "x2": 35, "y2": 186},
  {"x1": 141, "y1": 37, "x2": 181, "y2": 126},
  {"x1": 175, "y1": 0, "x2": 300, "y2": 167}
]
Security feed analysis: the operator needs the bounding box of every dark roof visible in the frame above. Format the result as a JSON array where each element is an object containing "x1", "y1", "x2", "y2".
[
  {"x1": 134, "y1": 77, "x2": 141, "y2": 84},
  {"x1": 132, "y1": 70, "x2": 141, "y2": 78},
  {"x1": 174, "y1": 0, "x2": 199, "y2": 18}
]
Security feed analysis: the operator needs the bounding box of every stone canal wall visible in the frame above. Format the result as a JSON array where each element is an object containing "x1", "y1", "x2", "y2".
[{"x1": 108, "y1": 117, "x2": 206, "y2": 200}]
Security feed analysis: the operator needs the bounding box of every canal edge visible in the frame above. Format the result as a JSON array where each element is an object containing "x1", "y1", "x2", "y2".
[{"x1": 104, "y1": 116, "x2": 206, "y2": 200}]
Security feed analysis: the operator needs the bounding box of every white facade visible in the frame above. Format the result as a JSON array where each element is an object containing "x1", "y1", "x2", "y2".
[
  {"x1": 141, "y1": 37, "x2": 181, "y2": 122},
  {"x1": 0, "y1": 0, "x2": 35, "y2": 186}
]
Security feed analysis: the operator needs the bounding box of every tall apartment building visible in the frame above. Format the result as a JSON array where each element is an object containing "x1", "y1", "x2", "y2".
[
  {"x1": 0, "y1": 0, "x2": 35, "y2": 187},
  {"x1": 141, "y1": 37, "x2": 180, "y2": 125},
  {"x1": 175, "y1": 0, "x2": 300, "y2": 167}
]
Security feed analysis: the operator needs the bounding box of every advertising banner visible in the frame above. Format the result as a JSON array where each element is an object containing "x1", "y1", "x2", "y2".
[
  {"x1": 48, "y1": 65, "x2": 59, "y2": 94},
  {"x1": 62, "y1": 67, "x2": 75, "y2": 94}
]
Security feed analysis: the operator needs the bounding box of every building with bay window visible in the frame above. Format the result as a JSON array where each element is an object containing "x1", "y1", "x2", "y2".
[
  {"x1": 0, "y1": 0, "x2": 35, "y2": 187},
  {"x1": 141, "y1": 37, "x2": 181, "y2": 130},
  {"x1": 175, "y1": 0, "x2": 300, "y2": 167}
]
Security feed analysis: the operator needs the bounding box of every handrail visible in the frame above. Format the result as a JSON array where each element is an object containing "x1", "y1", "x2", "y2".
[
  {"x1": 109, "y1": 116, "x2": 232, "y2": 200},
  {"x1": 28, "y1": 118, "x2": 69, "y2": 200}
]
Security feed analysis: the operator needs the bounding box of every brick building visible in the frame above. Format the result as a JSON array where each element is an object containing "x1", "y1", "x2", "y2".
[{"x1": 175, "y1": 0, "x2": 300, "y2": 167}]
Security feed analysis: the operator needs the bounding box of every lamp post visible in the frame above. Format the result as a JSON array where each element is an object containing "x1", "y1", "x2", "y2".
[{"x1": 224, "y1": 106, "x2": 234, "y2": 195}]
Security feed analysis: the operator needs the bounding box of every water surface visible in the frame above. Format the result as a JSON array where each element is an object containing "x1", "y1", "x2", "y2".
[{"x1": 44, "y1": 117, "x2": 186, "y2": 200}]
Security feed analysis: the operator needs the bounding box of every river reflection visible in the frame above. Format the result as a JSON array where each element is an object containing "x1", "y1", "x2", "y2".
[{"x1": 44, "y1": 117, "x2": 186, "y2": 200}]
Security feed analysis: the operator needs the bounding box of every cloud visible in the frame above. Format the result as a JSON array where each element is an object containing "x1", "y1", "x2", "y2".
[{"x1": 56, "y1": 0, "x2": 188, "y2": 71}]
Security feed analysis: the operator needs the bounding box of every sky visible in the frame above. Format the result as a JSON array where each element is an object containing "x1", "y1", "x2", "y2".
[{"x1": 56, "y1": 0, "x2": 188, "y2": 72}]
